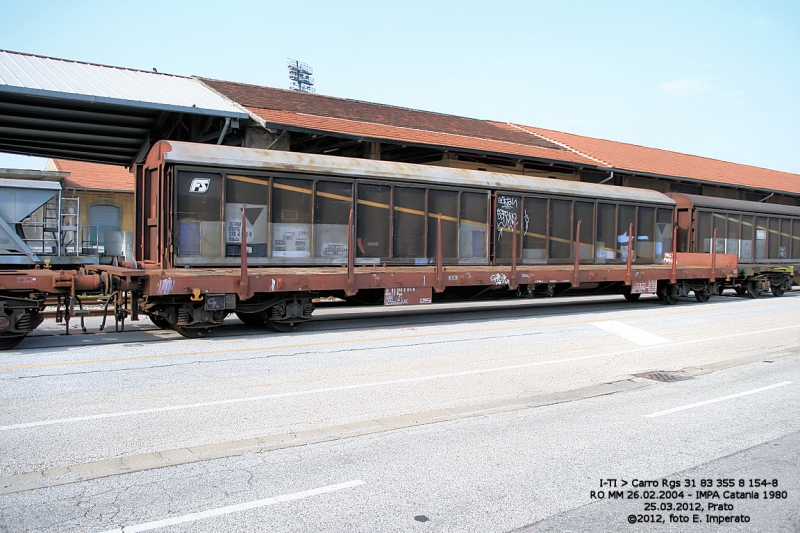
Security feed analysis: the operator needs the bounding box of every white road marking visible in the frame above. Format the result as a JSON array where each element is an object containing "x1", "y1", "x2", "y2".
[
  {"x1": 590, "y1": 320, "x2": 670, "y2": 346},
  {"x1": 645, "y1": 381, "x2": 794, "y2": 418},
  {"x1": 96, "y1": 479, "x2": 365, "y2": 533},
  {"x1": 2, "y1": 323, "x2": 799, "y2": 431}
]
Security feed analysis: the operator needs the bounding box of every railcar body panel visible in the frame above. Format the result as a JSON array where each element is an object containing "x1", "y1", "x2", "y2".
[
  {"x1": 139, "y1": 141, "x2": 677, "y2": 270},
  {"x1": 670, "y1": 193, "x2": 800, "y2": 264}
]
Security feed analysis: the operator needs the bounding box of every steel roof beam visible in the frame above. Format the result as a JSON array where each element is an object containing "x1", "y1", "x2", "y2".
[
  {"x1": 0, "y1": 137, "x2": 137, "y2": 155},
  {"x1": 0, "y1": 114, "x2": 149, "y2": 136},
  {"x1": 0, "y1": 126, "x2": 141, "y2": 146}
]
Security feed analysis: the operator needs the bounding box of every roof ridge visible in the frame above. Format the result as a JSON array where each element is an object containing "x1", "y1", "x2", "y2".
[
  {"x1": 505, "y1": 123, "x2": 611, "y2": 167},
  {"x1": 255, "y1": 108, "x2": 574, "y2": 155}
]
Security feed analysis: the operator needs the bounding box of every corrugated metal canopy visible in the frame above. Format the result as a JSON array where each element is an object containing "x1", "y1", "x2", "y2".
[{"x1": 0, "y1": 50, "x2": 248, "y2": 166}]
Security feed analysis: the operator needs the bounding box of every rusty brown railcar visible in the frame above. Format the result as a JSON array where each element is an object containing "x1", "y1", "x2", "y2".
[
  {"x1": 670, "y1": 193, "x2": 800, "y2": 297},
  {"x1": 98, "y1": 141, "x2": 737, "y2": 338}
]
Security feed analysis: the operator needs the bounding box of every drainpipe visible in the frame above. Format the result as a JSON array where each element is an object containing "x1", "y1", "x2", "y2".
[
  {"x1": 216, "y1": 118, "x2": 231, "y2": 144},
  {"x1": 599, "y1": 171, "x2": 615, "y2": 184}
]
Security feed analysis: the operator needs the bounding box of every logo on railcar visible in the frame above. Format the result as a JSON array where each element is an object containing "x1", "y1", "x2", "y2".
[{"x1": 189, "y1": 178, "x2": 211, "y2": 193}]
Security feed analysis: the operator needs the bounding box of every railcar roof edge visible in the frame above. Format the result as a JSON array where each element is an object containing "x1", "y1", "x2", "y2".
[
  {"x1": 670, "y1": 193, "x2": 800, "y2": 217},
  {"x1": 153, "y1": 141, "x2": 676, "y2": 205}
]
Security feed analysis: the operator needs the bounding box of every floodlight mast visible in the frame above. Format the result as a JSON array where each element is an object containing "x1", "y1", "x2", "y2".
[{"x1": 287, "y1": 58, "x2": 316, "y2": 93}]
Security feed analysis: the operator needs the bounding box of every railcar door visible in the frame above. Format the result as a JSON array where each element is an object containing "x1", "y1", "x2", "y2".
[
  {"x1": 494, "y1": 193, "x2": 521, "y2": 263},
  {"x1": 142, "y1": 167, "x2": 161, "y2": 264}
]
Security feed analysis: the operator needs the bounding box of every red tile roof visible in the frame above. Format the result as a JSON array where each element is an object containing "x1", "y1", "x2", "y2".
[
  {"x1": 201, "y1": 78, "x2": 597, "y2": 166},
  {"x1": 244, "y1": 107, "x2": 597, "y2": 166},
  {"x1": 201, "y1": 77, "x2": 800, "y2": 196},
  {"x1": 507, "y1": 125, "x2": 800, "y2": 195},
  {"x1": 51, "y1": 159, "x2": 134, "y2": 192}
]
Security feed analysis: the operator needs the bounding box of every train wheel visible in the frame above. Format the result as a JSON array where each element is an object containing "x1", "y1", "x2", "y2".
[
  {"x1": 746, "y1": 281, "x2": 760, "y2": 299},
  {"x1": 770, "y1": 284, "x2": 785, "y2": 297},
  {"x1": 235, "y1": 312, "x2": 266, "y2": 326},
  {"x1": 0, "y1": 334, "x2": 26, "y2": 350},
  {"x1": 148, "y1": 314, "x2": 172, "y2": 330},
  {"x1": 173, "y1": 325, "x2": 210, "y2": 338},
  {"x1": 733, "y1": 286, "x2": 746, "y2": 296},
  {"x1": 623, "y1": 291, "x2": 641, "y2": 302},
  {"x1": 658, "y1": 285, "x2": 679, "y2": 305},
  {"x1": 267, "y1": 319, "x2": 299, "y2": 333},
  {"x1": 694, "y1": 289, "x2": 710, "y2": 303}
]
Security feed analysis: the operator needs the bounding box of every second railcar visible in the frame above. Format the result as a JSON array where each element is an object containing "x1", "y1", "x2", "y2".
[{"x1": 669, "y1": 193, "x2": 800, "y2": 297}]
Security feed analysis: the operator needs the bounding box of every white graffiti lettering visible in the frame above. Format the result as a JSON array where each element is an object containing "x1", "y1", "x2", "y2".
[
  {"x1": 490, "y1": 273, "x2": 509, "y2": 286},
  {"x1": 496, "y1": 208, "x2": 517, "y2": 234},
  {"x1": 497, "y1": 196, "x2": 518, "y2": 208}
]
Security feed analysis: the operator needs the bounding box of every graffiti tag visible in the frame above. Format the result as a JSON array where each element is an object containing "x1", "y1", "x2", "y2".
[
  {"x1": 157, "y1": 278, "x2": 175, "y2": 295},
  {"x1": 490, "y1": 273, "x2": 509, "y2": 286}
]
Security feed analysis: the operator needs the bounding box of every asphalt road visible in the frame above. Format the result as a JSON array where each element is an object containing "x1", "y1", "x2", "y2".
[{"x1": 0, "y1": 290, "x2": 798, "y2": 532}]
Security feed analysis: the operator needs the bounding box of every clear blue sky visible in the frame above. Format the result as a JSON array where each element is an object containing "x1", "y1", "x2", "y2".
[{"x1": 1, "y1": 0, "x2": 799, "y2": 174}]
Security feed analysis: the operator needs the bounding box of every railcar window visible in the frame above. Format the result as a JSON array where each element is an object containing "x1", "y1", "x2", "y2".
[
  {"x1": 697, "y1": 211, "x2": 712, "y2": 253},
  {"x1": 176, "y1": 171, "x2": 223, "y2": 257},
  {"x1": 272, "y1": 178, "x2": 312, "y2": 258},
  {"x1": 357, "y1": 184, "x2": 391, "y2": 260},
  {"x1": 314, "y1": 181, "x2": 352, "y2": 261},
  {"x1": 224, "y1": 175, "x2": 269, "y2": 258},
  {"x1": 549, "y1": 199, "x2": 572, "y2": 261},
  {"x1": 793, "y1": 220, "x2": 800, "y2": 259},
  {"x1": 636, "y1": 207, "x2": 655, "y2": 262},
  {"x1": 393, "y1": 187, "x2": 426, "y2": 261},
  {"x1": 617, "y1": 205, "x2": 636, "y2": 261},
  {"x1": 459, "y1": 192, "x2": 488, "y2": 263},
  {"x1": 596, "y1": 203, "x2": 616, "y2": 263},
  {"x1": 495, "y1": 194, "x2": 521, "y2": 261},
  {"x1": 574, "y1": 201, "x2": 594, "y2": 260},
  {"x1": 780, "y1": 219, "x2": 791, "y2": 259},
  {"x1": 712, "y1": 213, "x2": 726, "y2": 253},
  {"x1": 656, "y1": 208, "x2": 673, "y2": 262},
  {"x1": 768, "y1": 218, "x2": 780, "y2": 259},
  {"x1": 740, "y1": 216, "x2": 754, "y2": 261},
  {"x1": 755, "y1": 217, "x2": 768, "y2": 259},
  {"x1": 522, "y1": 197, "x2": 547, "y2": 264},
  {"x1": 726, "y1": 214, "x2": 740, "y2": 257},
  {"x1": 427, "y1": 190, "x2": 458, "y2": 260}
]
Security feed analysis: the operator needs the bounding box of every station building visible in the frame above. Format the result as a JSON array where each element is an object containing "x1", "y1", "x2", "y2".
[{"x1": 1, "y1": 49, "x2": 799, "y2": 208}]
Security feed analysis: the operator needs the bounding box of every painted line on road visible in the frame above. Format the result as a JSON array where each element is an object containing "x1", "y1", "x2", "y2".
[
  {"x1": 97, "y1": 479, "x2": 365, "y2": 533},
  {"x1": 2, "y1": 323, "x2": 799, "y2": 432},
  {"x1": 590, "y1": 320, "x2": 670, "y2": 346},
  {"x1": 645, "y1": 381, "x2": 794, "y2": 418}
]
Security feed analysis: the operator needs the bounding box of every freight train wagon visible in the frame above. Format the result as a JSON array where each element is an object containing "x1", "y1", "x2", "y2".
[
  {"x1": 110, "y1": 141, "x2": 737, "y2": 338},
  {"x1": 670, "y1": 193, "x2": 800, "y2": 297}
]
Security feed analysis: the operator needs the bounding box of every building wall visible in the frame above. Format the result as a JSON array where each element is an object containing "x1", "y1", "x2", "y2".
[{"x1": 62, "y1": 189, "x2": 135, "y2": 234}]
